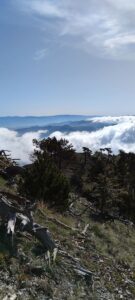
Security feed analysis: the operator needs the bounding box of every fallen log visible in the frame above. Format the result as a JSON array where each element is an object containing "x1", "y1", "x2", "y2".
[
  {"x1": 0, "y1": 195, "x2": 57, "y2": 261},
  {"x1": 73, "y1": 266, "x2": 93, "y2": 277},
  {"x1": 59, "y1": 249, "x2": 80, "y2": 263},
  {"x1": 59, "y1": 249, "x2": 95, "y2": 287}
]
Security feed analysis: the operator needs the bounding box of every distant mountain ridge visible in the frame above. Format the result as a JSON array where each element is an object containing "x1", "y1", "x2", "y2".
[
  {"x1": 0, "y1": 115, "x2": 93, "y2": 129},
  {"x1": 17, "y1": 120, "x2": 110, "y2": 136}
]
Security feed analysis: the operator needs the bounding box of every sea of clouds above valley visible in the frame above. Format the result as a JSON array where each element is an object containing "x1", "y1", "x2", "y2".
[
  {"x1": 0, "y1": 128, "x2": 47, "y2": 165},
  {"x1": 1, "y1": 116, "x2": 135, "y2": 164}
]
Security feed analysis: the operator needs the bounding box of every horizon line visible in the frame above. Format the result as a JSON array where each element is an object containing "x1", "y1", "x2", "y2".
[{"x1": 0, "y1": 114, "x2": 134, "y2": 118}]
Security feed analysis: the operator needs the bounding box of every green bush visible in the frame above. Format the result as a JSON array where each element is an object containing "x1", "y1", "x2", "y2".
[{"x1": 19, "y1": 153, "x2": 70, "y2": 210}]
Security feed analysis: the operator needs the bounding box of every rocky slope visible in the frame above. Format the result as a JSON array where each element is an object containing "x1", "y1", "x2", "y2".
[{"x1": 0, "y1": 190, "x2": 135, "y2": 300}]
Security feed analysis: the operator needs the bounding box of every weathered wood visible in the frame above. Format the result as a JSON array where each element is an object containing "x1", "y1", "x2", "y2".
[
  {"x1": 0, "y1": 194, "x2": 57, "y2": 257},
  {"x1": 33, "y1": 226, "x2": 55, "y2": 250},
  {"x1": 82, "y1": 223, "x2": 89, "y2": 235},
  {"x1": 0, "y1": 191, "x2": 31, "y2": 206},
  {"x1": 59, "y1": 249, "x2": 94, "y2": 283},
  {"x1": 59, "y1": 249, "x2": 80, "y2": 263},
  {"x1": 7, "y1": 213, "x2": 16, "y2": 235},
  {"x1": 73, "y1": 266, "x2": 93, "y2": 277}
]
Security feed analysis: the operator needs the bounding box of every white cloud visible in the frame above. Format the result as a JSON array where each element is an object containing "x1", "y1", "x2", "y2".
[
  {"x1": 1, "y1": 116, "x2": 135, "y2": 163},
  {"x1": 13, "y1": 0, "x2": 135, "y2": 59},
  {"x1": 0, "y1": 128, "x2": 47, "y2": 165},
  {"x1": 50, "y1": 116, "x2": 135, "y2": 154},
  {"x1": 104, "y1": 34, "x2": 135, "y2": 57},
  {"x1": 88, "y1": 116, "x2": 135, "y2": 124}
]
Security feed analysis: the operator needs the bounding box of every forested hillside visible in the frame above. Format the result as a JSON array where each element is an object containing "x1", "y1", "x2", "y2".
[
  {"x1": 0, "y1": 139, "x2": 135, "y2": 299},
  {"x1": 19, "y1": 137, "x2": 135, "y2": 222}
]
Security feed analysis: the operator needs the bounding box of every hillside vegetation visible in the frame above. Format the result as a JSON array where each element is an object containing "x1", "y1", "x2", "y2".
[
  {"x1": 0, "y1": 139, "x2": 135, "y2": 299},
  {"x1": 20, "y1": 138, "x2": 135, "y2": 222}
]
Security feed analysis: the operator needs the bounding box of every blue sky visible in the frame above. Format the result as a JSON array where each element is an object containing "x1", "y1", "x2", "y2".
[{"x1": 1, "y1": 0, "x2": 135, "y2": 116}]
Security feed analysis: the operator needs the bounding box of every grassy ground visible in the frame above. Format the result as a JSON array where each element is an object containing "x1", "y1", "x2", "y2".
[
  {"x1": 33, "y1": 199, "x2": 135, "y2": 299},
  {"x1": 0, "y1": 193, "x2": 135, "y2": 299},
  {"x1": 0, "y1": 176, "x2": 7, "y2": 189}
]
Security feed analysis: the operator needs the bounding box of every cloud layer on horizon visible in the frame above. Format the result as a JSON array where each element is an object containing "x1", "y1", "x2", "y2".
[
  {"x1": 0, "y1": 128, "x2": 47, "y2": 165},
  {"x1": 13, "y1": 0, "x2": 135, "y2": 60},
  {"x1": 50, "y1": 116, "x2": 135, "y2": 153},
  {"x1": 1, "y1": 116, "x2": 135, "y2": 163}
]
